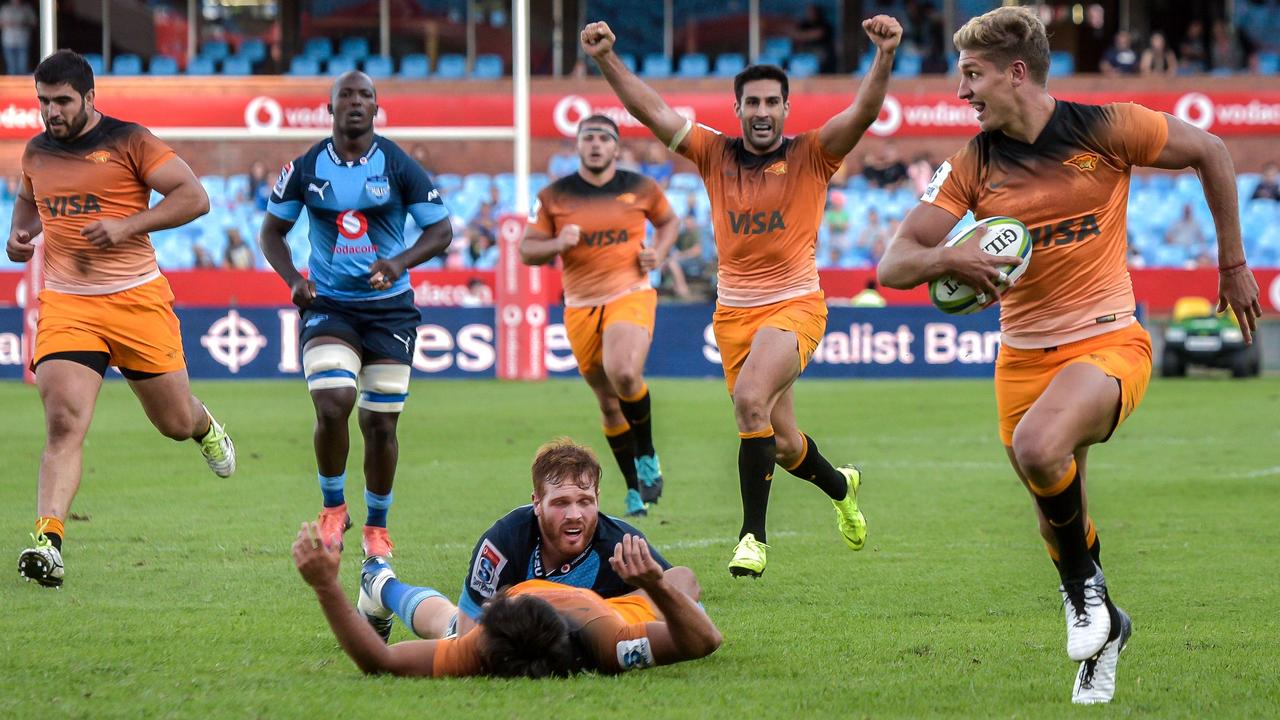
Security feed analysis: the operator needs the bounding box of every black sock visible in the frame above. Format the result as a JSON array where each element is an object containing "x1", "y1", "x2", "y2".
[
  {"x1": 738, "y1": 434, "x2": 776, "y2": 543},
  {"x1": 618, "y1": 388, "x2": 654, "y2": 457},
  {"x1": 1033, "y1": 468, "x2": 1094, "y2": 582},
  {"x1": 1051, "y1": 520, "x2": 1102, "y2": 574},
  {"x1": 605, "y1": 426, "x2": 640, "y2": 491},
  {"x1": 783, "y1": 434, "x2": 847, "y2": 500},
  {"x1": 47, "y1": 532, "x2": 63, "y2": 551}
]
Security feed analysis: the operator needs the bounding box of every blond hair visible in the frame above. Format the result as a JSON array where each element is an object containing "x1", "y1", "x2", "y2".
[
  {"x1": 531, "y1": 438, "x2": 601, "y2": 495},
  {"x1": 953, "y1": 6, "x2": 1050, "y2": 86}
]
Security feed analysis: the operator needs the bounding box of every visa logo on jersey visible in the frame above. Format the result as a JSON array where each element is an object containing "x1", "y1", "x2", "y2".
[
  {"x1": 1028, "y1": 214, "x2": 1101, "y2": 248},
  {"x1": 582, "y1": 228, "x2": 630, "y2": 247},
  {"x1": 726, "y1": 210, "x2": 786, "y2": 235},
  {"x1": 43, "y1": 194, "x2": 102, "y2": 218}
]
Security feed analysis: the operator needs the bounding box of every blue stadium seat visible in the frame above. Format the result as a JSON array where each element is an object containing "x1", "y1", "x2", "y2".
[
  {"x1": 287, "y1": 56, "x2": 321, "y2": 76},
  {"x1": 763, "y1": 36, "x2": 792, "y2": 59},
  {"x1": 617, "y1": 53, "x2": 637, "y2": 73},
  {"x1": 641, "y1": 53, "x2": 671, "y2": 78},
  {"x1": 201, "y1": 40, "x2": 230, "y2": 62},
  {"x1": 338, "y1": 37, "x2": 370, "y2": 60},
  {"x1": 398, "y1": 54, "x2": 430, "y2": 78},
  {"x1": 760, "y1": 50, "x2": 788, "y2": 68},
  {"x1": 238, "y1": 38, "x2": 267, "y2": 63},
  {"x1": 326, "y1": 56, "x2": 356, "y2": 75},
  {"x1": 303, "y1": 37, "x2": 333, "y2": 61},
  {"x1": 891, "y1": 52, "x2": 922, "y2": 77},
  {"x1": 187, "y1": 56, "x2": 216, "y2": 75},
  {"x1": 363, "y1": 55, "x2": 393, "y2": 78},
  {"x1": 473, "y1": 54, "x2": 503, "y2": 78},
  {"x1": 678, "y1": 53, "x2": 709, "y2": 78},
  {"x1": 112, "y1": 54, "x2": 143, "y2": 75},
  {"x1": 788, "y1": 53, "x2": 819, "y2": 78},
  {"x1": 714, "y1": 53, "x2": 745, "y2": 77},
  {"x1": 222, "y1": 56, "x2": 252, "y2": 76},
  {"x1": 148, "y1": 55, "x2": 179, "y2": 75},
  {"x1": 1049, "y1": 51, "x2": 1074, "y2": 77},
  {"x1": 84, "y1": 53, "x2": 104, "y2": 75},
  {"x1": 1258, "y1": 52, "x2": 1280, "y2": 75},
  {"x1": 436, "y1": 54, "x2": 466, "y2": 79}
]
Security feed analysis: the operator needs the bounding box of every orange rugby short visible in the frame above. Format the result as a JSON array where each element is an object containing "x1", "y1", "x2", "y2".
[
  {"x1": 994, "y1": 322, "x2": 1152, "y2": 446},
  {"x1": 713, "y1": 291, "x2": 828, "y2": 394},
  {"x1": 563, "y1": 288, "x2": 657, "y2": 375},
  {"x1": 34, "y1": 276, "x2": 186, "y2": 375}
]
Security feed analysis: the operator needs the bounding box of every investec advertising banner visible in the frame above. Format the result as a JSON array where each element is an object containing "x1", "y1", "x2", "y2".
[
  {"x1": 0, "y1": 306, "x2": 1005, "y2": 380},
  {"x1": 3, "y1": 90, "x2": 1280, "y2": 139}
]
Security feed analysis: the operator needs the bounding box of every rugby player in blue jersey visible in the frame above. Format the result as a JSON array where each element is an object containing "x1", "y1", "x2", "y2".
[
  {"x1": 353, "y1": 438, "x2": 701, "y2": 642},
  {"x1": 259, "y1": 71, "x2": 452, "y2": 560}
]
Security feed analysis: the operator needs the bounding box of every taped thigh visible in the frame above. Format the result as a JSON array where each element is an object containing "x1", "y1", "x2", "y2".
[
  {"x1": 303, "y1": 343, "x2": 361, "y2": 391},
  {"x1": 358, "y1": 363, "x2": 411, "y2": 412}
]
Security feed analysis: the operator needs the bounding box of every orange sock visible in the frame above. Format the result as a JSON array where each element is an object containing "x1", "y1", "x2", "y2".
[{"x1": 36, "y1": 516, "x2": 64, "y2": 549}]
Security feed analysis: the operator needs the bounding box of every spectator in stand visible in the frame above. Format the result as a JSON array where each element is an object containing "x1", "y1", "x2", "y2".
[
  {"x1": 246, "y1": 160, "x2": 272, "y2": 212},
  {"x1": 907, "y1": 154, "x2": 934, "y2": 196},
  {"x1": 1140, "y1": 31, "x2": 1178, "y2": 76},
  {"x1": 1165, "y1": 204, "x2": 1205, "y2": 248},
  {"x1": 1, "y1": 0, "x2": 36, "y2": 75},
  {"x1": 1251, "y1": 162, "x2": 1280, "y2": 201},
  {"x1": 1100, "y1": 30, "x2": 1140, "y2": 75},
  {"x1": 663, "y1": 215, "x2": 708, "y2": 300},
  {"x1": 855, "y1": 207, "x2": 888, "y2": 255},
  {"x1": 824, "y1": 190, "x2": 851, "y2": 256},
  {"x1": 460, "y1": 277, "x2": 491, "y2": 307},
  {"x1": 224, "y1": 228, "x2": 255, "y2": 269},
  {"x1": 1209, "y1": 20, "x2": 1244, "y2": 72},
  {"x1": 193, "y1": 245, "x2": 217, "y2": 269},
  {"x1": 1179, "y1": 20, "x2": 1208, "y2": 73},
  {"x1": 639, "y1": 141, "x2": 673, "y2": 189},
  {"x1": 792, "y1": 3, "x2": 837, "y2": 73},
  {"x1": 862, "y1": 142, "x2": 908, "y2": 189},
  {"x1": 548, "y1": 140, "x2": 579, "y2": 179},
  {"x1": 468, "y1": 226, "x2": 500, "y2": 269},
  {"x1": 617, "y1": 146, "x2": 641, "y2": 174}
]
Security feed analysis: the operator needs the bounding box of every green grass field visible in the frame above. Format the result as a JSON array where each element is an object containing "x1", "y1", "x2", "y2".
[{"x1": 2, "y1": 376, "x2": 1278, "y2": 718}]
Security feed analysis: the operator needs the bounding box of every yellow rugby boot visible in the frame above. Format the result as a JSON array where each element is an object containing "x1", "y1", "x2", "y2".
[
  {"x1": 833, "y1": 465, "x2": 867, "y2": 551},
  {"x1": 727, "y1": 533, "x2": 769, "y2": 578}
]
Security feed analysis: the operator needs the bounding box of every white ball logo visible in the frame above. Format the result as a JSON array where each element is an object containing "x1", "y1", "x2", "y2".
[
  {"x1": 1174, "y1": 93, "x2": 1214, "y2": 130},
  {"x1": 869, "y1": 95, "x2": 902, "y2": 137},
  {"x1": 553, "y1": 95, "x2": 594, "y2": 137},
  {"x1": 336, "y1": 210, "x2": 368, "y2": 239}
]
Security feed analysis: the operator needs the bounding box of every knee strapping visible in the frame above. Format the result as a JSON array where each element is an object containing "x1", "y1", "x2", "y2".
[
  {"x1": 303, "y1": 344, "x2": 361, "y2": 391},
  {"x1": 358, "y1": 364, "x2": 411, "y2": 412}
]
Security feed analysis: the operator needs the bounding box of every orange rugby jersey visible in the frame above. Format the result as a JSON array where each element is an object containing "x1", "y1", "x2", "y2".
[
  {"x1": 21, "y1": 115, "x2": 176, "y2": 295},
  {"x1": 677, "y1": 125, "x2": 843, "y2": 307},
  {"x1": 923, "y1": 101, "x2": 1168, "y2": 348},
  {"x1": 531, "y1": 170, "x2": 673, "y2": 307},
  {"x1": 430, "y1": 580, "x2": 654, "y2": 677}
]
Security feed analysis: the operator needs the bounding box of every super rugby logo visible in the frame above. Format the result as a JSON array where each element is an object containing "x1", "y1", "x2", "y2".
[
  {"x1": 273, "y1": 162, "x2": 293, "y2": 199},
  {"x1": 336, "y1": 210, "x2": 368, "y2": 239},
  {"x1": 469, "y1": 539, "x2": 507, "y2": 598}
]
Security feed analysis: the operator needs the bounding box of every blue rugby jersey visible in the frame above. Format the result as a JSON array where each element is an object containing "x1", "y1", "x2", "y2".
[
  {"x1": 267, "y1": 136, "x2": 449, "y2": 301},
  {"x1": 458, "y1": 505, "x2": 672, "y2": 620}
]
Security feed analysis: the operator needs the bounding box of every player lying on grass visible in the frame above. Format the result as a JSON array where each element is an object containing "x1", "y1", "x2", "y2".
[{"x1": 294, "y1": 524, "x2": 722, "y2": 678}]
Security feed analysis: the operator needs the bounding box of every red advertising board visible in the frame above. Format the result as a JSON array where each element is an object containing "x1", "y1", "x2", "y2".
[{"x1": 4, "y1": 90, "x2": 1280, "y2": 139}]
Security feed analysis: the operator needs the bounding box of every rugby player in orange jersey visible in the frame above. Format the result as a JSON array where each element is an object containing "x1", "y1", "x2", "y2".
[
  {"x1": 877, "y1": 7, "x2": 1262, "y2": 704},
  {"x1": 582, "y1": 16, "x2": 903, "y2": 577},
  {"x1": 294, "y1": 523, "x2": 721, "y2": 678},
  {"x1": 521, "y1": 114, "x2": 679, "y2": 517},
  {"x1": 6, "y1": 50, "x2": 236, "y2": 589}
]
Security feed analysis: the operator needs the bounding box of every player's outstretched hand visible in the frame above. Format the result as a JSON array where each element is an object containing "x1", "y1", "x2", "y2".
[
  {"x1": 581, "y1": 22, "x2": 617, "y2": 59},
  {"x1": 369, "y1": 258, "x2": 405, "y2": 291},
  {"x1": 609, "y1": 533, "x2": 665, "y2": 590},
  {"x1": 558, "y1": 223, "x2": 581, "y2": 254},
  {"x1": 291, "y1": 277, "x2": 317, "y2": 309},
  {"x1": 6, "y1": 229, "x2": 34, "y2": 263},
  {"x1": 862, "y1": 15, "x2": 903, "y2": 53},
  {"x1": 293, "y1": 521, "x2": 341, "y2": 587},
  {"x1": 81, "y1": 218, "x2": 134, "y2": 249},
  {"x1": 944, "y1": 238, "x2": 1021, "y2": 300},
  {"x1": 1218, "y1": 264, "x2": 1263, "y2": 344}
]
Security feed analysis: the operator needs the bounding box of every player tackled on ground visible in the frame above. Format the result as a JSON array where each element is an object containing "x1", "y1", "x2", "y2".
[
  {"x1": 582, "y1": 16, "x2": 904, "y2": 576},
  {"x1": 259, "y1": 71, "x2": 453, "y2": 559},
  {"x1": 876, "y1": 7, "x2": 1262, "y2": 703},
  {"x1": 8, "y1": 50, "x2": 236, "y2": 588},
  {"x1": 521, "y1": 115, "x2": 679, "y2": 517},
  {"x1": 295, "y1": 524, "x2": 721, "y2": 678},
  {"x1": 352, "y1": 438, "x2": 698, "y2": 642}
]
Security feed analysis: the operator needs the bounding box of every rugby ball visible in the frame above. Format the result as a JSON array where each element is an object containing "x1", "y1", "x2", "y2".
[{"x1": 928, "y1": 216, "x2": 1031, "y2": 315}]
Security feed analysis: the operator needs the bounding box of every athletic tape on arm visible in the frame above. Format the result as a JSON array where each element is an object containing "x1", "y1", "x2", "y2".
[{"x1": 667, "y1": 119, "x2": 693, "y2": 152}]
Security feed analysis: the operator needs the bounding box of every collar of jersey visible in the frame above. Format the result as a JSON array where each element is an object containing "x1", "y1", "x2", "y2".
[
  {"x1": 325, "y1": 138, "x2": 379, "y2": 167},
  {"x1": 531, "y1": 537, "x2": 594, "y2": 579}
]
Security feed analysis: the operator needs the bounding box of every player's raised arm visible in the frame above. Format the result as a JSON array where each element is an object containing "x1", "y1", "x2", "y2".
[
  {"x1": 581, "y1": 22, "x2": 688, "y2": 148},
  {"x1": 608, "y1": 534, "x2": 722, "y2": 665},
  {"x1": 878, "y1": 202, "x2": 1014, "y2": 298},
  {"x1": 5, "y1": 182, "x2": 41, "y2": 263},
  {"x1": 80, "y1": 156, "x2": 210, "y2": 249},
  {"x1": 1147, "y1": 113, "x2": 1262, "y2": 340},
  {"x1": 817, "y1": 15, "x2": 901, "y2": 158}
]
